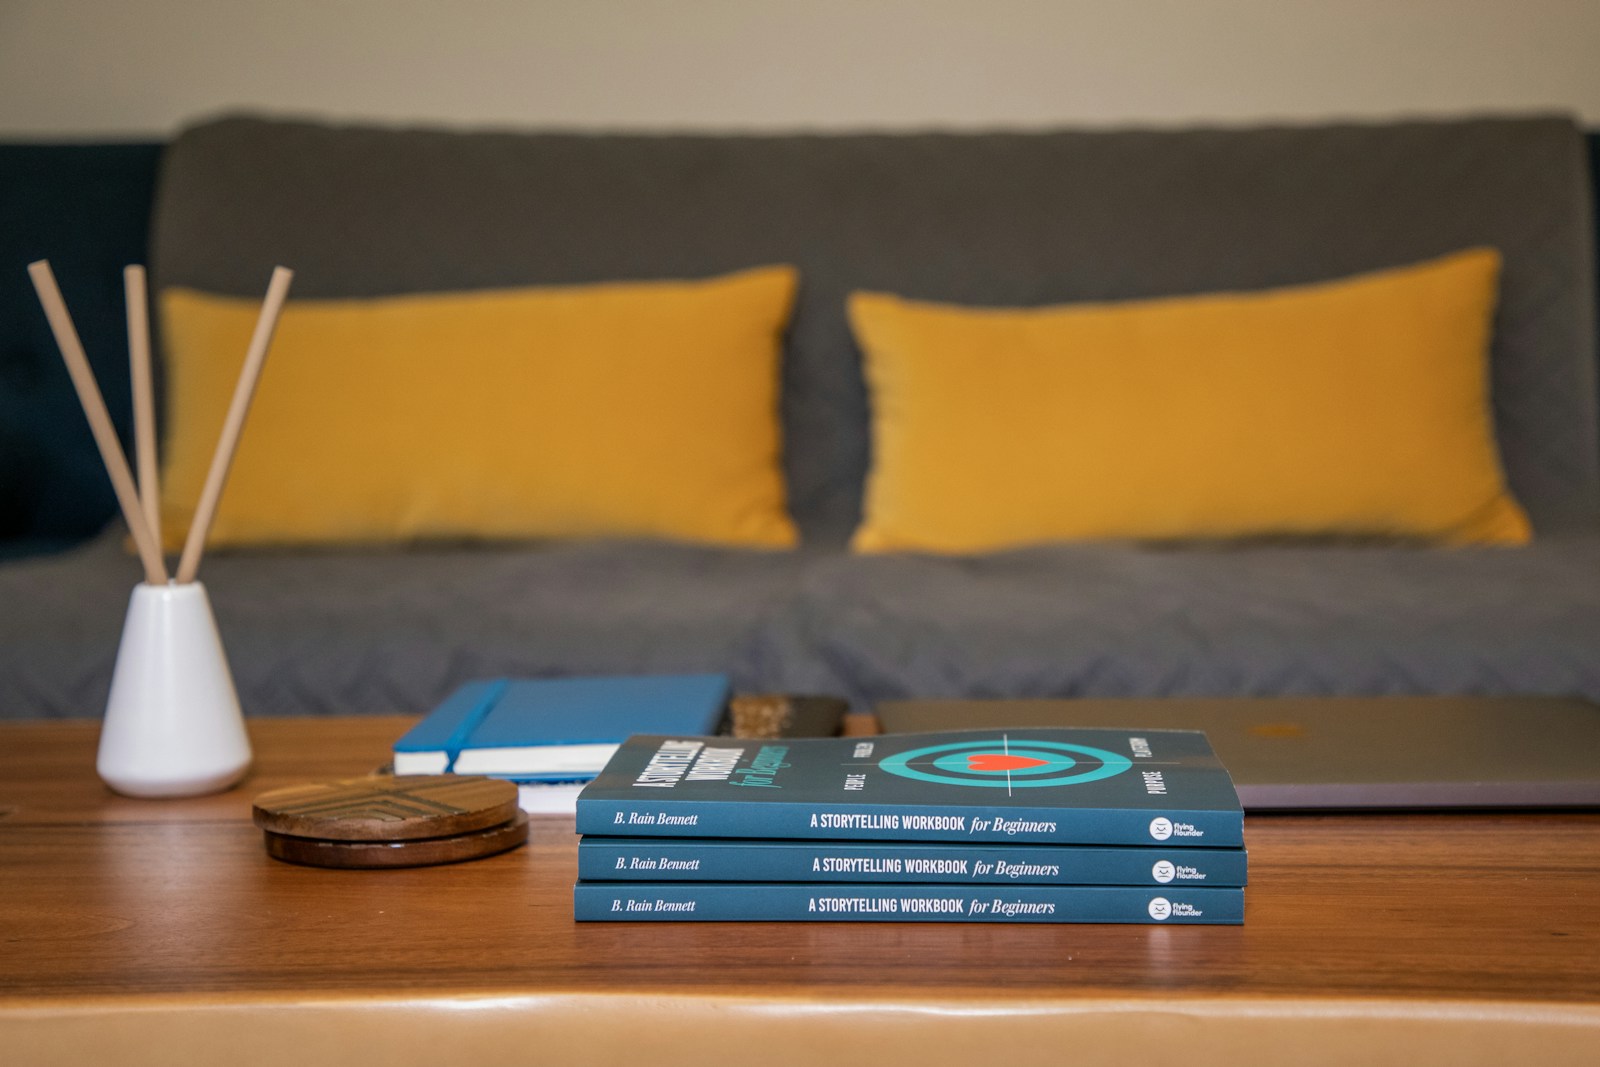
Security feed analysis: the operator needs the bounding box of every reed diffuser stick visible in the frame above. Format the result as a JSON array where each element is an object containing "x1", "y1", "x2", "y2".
[
  {"x1": 125, "y1": 265, "x2": 162, "y2": 555},
  {"x1": 175, "y1": 266, "x2": 293, "y2": 583},
  {"x1": 28, "y1": 260, "x2": 169, "y2": 585}
]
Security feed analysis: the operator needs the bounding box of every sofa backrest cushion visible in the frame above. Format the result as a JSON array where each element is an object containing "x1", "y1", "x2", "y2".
[{"x1": 151, "y1": 115, "x2": 1599, "y2": 543}]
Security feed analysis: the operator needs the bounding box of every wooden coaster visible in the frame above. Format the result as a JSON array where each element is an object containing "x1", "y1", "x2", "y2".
[
  {"x1": 252, "y1": 774, "x2": 519, "y2": 841},
  {"x1": 263, "y1": 811, "x2": 529, "y2": 869}
]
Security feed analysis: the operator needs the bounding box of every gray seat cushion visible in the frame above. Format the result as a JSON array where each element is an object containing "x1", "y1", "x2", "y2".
[
  {"x1": 791, "y1": 538, "x2": 1600, "y2": 707},
  {"x1": 0, "y1": 534, "x2": 820, "y2": 718},
  {"x1": 6, "y1": 532, "x2": 1598, "y2": 718}
]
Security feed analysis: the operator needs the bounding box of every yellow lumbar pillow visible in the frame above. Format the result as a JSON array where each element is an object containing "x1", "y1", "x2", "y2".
[
  {"x1": 160, "y1": 266, "x2": 800, "y2": 550},
  {"x1": 848, "y1": 248, "x2": 1530, "y2": 553}
]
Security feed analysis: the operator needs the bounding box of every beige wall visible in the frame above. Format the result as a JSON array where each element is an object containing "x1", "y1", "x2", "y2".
[{"x1": 2, "y1": 0, "x2": 1597, "y2": 137}]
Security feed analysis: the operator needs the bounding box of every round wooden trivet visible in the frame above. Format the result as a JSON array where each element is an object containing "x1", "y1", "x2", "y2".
[
  {"x1": 263, "y1": 811, "x2": 529, "y2": 869},
  {"x1": 252, "y1": 774, "x2": 519, "y2": 841}
]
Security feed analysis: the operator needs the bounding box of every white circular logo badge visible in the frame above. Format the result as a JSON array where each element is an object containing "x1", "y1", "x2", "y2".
[
  {"x1": 1148, "y1": 897, "x2": 1173, "y2": 921},
  {"x1": 1151, "y1": 860, "x2": 1176, "y2": 883},
  {"x1": 1149, "y1": 817, "x2": 1174, "y2": 841}
]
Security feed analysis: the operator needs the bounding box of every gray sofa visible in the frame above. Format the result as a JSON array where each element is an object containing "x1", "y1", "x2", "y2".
[{"x1": 5, "y1": 113, "x2": 1598, "y2": 718}]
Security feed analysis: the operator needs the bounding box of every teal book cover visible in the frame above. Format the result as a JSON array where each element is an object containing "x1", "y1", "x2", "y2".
[
  {"x1": 575, "y1": 728, "x2": 1243, "y2": 847},
  {"x1": 573, "y1": 882, "x2": 1244, "y2": 923}
]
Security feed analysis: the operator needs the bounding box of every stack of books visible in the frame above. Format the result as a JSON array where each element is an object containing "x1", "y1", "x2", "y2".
[
  {"x1": 394, "y1": 674, "x2": 731, "y2": 812},
  {"x1": 573, "y1": 728, "x2": 1247, "y2": 923}
]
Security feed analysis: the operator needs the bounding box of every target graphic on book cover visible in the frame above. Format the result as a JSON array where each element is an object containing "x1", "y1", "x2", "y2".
[{"x1": 878, "y1": 737, "x2": 1134, "y2": 788}]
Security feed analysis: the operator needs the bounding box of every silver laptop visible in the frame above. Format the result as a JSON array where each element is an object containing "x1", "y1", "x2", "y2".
[{"x1": 873, "y1": 696, "x2": 1600, "y2": 810}]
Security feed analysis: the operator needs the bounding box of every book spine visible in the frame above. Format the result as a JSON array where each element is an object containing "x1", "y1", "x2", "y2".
[
  {"x1": 574, "y1": 883, "x2": 1244, "y2": 923},
  {"x1": 578, "y1": 839, "x2": 1248, "y2": 886},
  {"x1": 575, "y1": 799, "x2": 1243, "y2": 848}
]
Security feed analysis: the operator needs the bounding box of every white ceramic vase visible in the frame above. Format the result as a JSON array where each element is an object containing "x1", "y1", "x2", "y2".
[{"x1": 96, "y1": 582, "x2": 252, "y2": 797}]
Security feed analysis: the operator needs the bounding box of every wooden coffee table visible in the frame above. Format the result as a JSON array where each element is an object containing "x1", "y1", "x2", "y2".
[{"x1": 3, "y1": 716, "x2": 1597, "y2": 1065}]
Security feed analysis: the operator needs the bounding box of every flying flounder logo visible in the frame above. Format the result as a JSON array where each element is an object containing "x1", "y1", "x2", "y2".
[{"x1": 878, "y1": 737, "x2": 1133, "y2": 788}]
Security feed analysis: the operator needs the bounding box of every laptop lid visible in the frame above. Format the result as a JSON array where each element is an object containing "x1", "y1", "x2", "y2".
[{"x1": 873, "y1": 696, "x2": 1600, "y2": 810}]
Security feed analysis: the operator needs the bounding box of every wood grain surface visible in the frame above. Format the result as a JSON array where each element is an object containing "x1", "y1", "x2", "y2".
[
  {"x1": 2, "y1": 716, "x2": 1597, "y2": 1065},
  {"x1": 252, "y1": 773, "x2": 520, "y2": 841}
]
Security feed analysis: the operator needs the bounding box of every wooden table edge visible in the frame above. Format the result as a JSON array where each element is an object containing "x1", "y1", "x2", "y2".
[{"x1": 6, "y1": 990, "x2": 1599, "y2": 1066}]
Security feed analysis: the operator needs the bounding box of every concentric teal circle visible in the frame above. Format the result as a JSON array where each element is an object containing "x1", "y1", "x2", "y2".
[
  {"x1": 880, "y1": 738, "x2": 1133, "y2": 788},
  {"x1": 930, "y1": 750, "x2": 1076, "y2": 776}
]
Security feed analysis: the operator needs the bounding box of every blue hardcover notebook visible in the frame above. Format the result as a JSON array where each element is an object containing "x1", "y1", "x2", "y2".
[
  {"x1": 393, "y1": 674, "x2": 730, "y2": 781},
  {"x1": 576, "y1": 728, "x2": 1244, "y2": 846}
]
